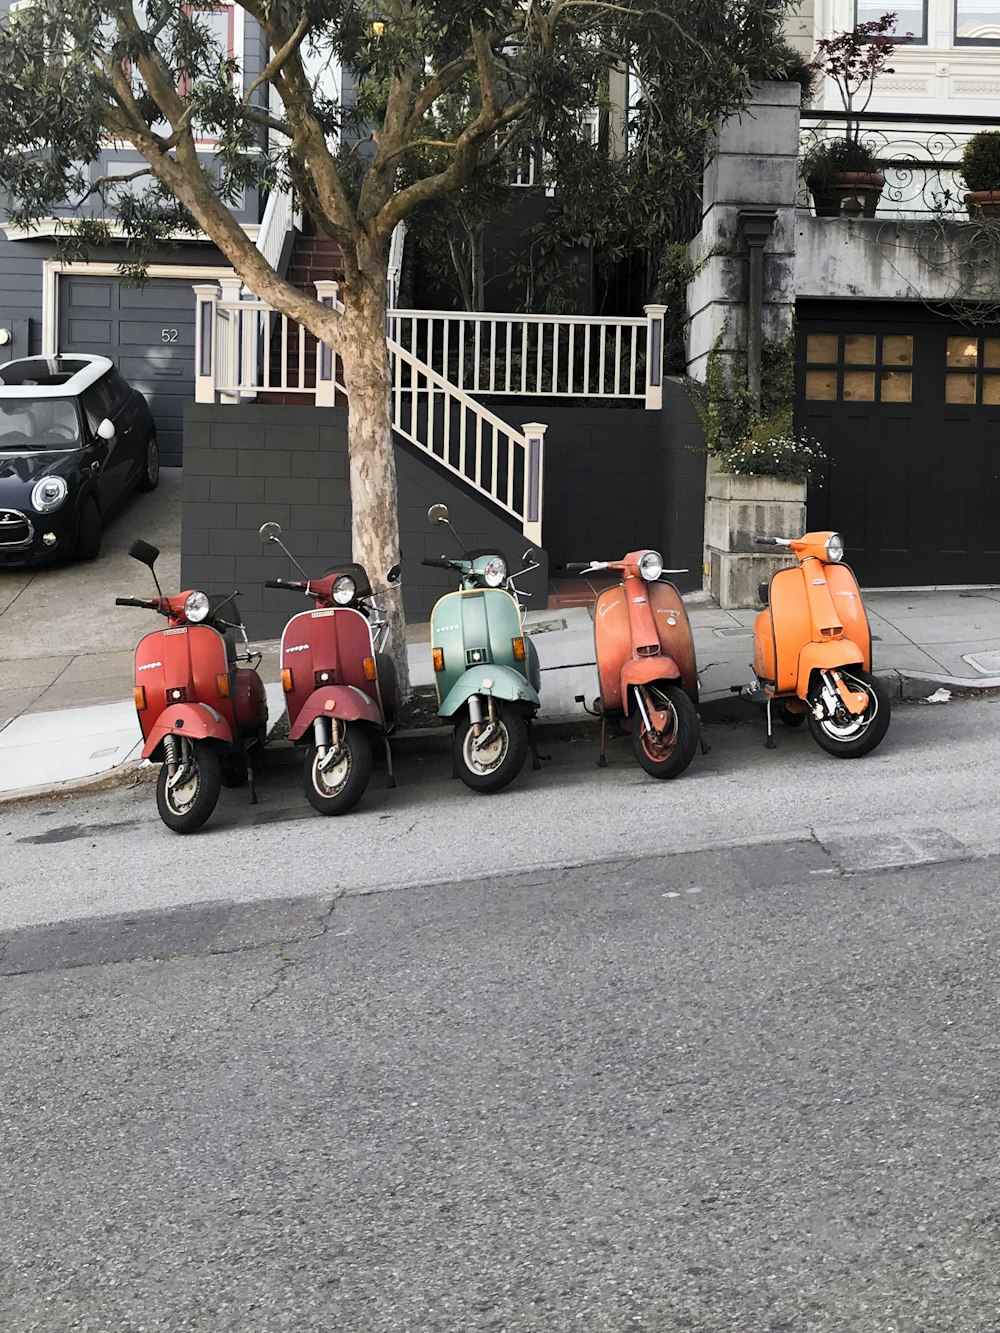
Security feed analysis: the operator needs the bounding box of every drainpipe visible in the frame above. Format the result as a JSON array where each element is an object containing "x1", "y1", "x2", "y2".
[{"x1": 738, "y1": 208, "x2": 777, "y2": 412}]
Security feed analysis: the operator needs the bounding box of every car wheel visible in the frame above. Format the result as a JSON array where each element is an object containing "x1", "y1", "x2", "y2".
[
  {"x1": 75, "y1": 496, "x2": 102, "y2": 561},
  {"x1": 137, "y1": 434, "x2": 160, "y2": 492}
]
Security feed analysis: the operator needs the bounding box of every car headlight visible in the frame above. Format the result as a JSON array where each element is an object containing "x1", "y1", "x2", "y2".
[
  {"x1": 31, "y1": 476, "x2": 68, "y2": 513},
  {"x1": 184, "y1": 591, "x2": 210, "y2": 623},
  {"x1": 483, "y1": 556, "x2": 507, "y2": 587},
  {"x1": 333, "y1": 575, "x2": 356, "y2": 605},
  {"x1": 825, "y1": 533, "x2": 845, "y2": 563},
  {"x1": 638, "y1": 550, "x2": 664, "y2": 581}
]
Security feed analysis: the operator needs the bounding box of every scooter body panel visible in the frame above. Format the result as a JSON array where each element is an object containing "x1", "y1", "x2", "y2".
[
  {"x1": 825, "y1": 563, "x2": 872, "y2": 669},
  {"x1": 756, "y1": 562, "x2": 873, "y2": 697},
  {"x1": 280, "y1": 605, "x2": 386, "y2": 732},
  {"x1": 437, "y1": 662, "x2": 540, "y2": 720},
  {"x1": 430, "y1": 588, "x2": 533, "y2": 708},
  {"x1": 141, "y1": 701, "x2": 234, "y2": 760},
  {"x1": 133, "y1": 624, "x2": 244, "y2": 747},
  {"x1": 755, "y1": 566, "x2": 812, "y2": 694},
  {"x1": 595, "y1": 579, "x2": 698, "y2": 712},
  {"x1": 797, "y1": 638, "x2": 867, "y2": 695},
  {"x1": 287, "y1": 685, "x2": 382, "y2": 741}
]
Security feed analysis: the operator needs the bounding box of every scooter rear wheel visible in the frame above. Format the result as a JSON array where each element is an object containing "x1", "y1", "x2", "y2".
[
  {"x1": 304, "y1": 724, "x2": 372, "y2": 815},
  {"x1": 807, "y1": 667, "x2": 891, "y2": 758},
  {"x1": 156, "y1": 740, "x2": 222, "y2": 834},
  {"x1": 631, "y1": 683, "x2": 699, "y2": 779},
  {"x1": 454, "y1": 703, "x2": 528, "y2": 793}
]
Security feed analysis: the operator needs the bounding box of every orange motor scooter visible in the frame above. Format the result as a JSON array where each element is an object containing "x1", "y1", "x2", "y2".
[
  {"x1": 569, "y1": 549, "x2": 701, "y2": 778},
  {"x1": 752, "y1": 530, "x2": 890, "y2": 757}
]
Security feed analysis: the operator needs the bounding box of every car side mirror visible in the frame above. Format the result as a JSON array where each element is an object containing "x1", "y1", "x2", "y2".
[
  {"x1": 427, "y1": 503, "x2": 449, "y2": 527},
  {"x1": 129, "y1": 538, "x2": 160, "y2": 567},
  {"x1": 386, "y1": 563, "x2": 401, "y2": 584},
  {"x1": 259, "y1": 522, "x2": 282, "y2": 544},
  {"x1": 96, "y1": 418, "x2": 115, "y2": 441}
]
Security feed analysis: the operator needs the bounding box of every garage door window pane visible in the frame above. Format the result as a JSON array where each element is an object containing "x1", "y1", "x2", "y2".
[
  {"x1": 880, "y1": 371, "x2": 912, "y2": 402},
  {"x1": 983, "y1": 376, "x2": 1000, "y2": 405},
  {"x1": 843, "y1": 370, "x2": 876, "y2": 400},
  {"x1": 947, "y1": 336, "x2": 979, "y2": 367},
  {"x1": 806, "y1": 333, "x2": 838, "y2": 363},
  {"x1": 946, "y1": 373, "x2": 977, "y2": 404},
  {"x1": 845, "y1": 334, "x2": 876, "y2": 364},
  {"x1": 806, "y1": 369, "x2": 838, "y2": 400},
  {"x1": 985, "y1": 339, "x2": 1000, "y2": 369},
  {"x1": 882, "y1": 334, "x2": 913, "y2": 365}
]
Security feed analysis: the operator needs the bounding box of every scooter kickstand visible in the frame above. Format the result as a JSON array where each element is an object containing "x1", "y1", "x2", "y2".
[
  {"x1": 697, "y1": 715, "x2": 711, "y2": 756},
  {"x1": 764, "y1": 697, "x2": 777, "y2": 750},
  {"x1": 528, "y1": 723, "x2": 550, "y2": 772},
  {"x1": 383, "y1": 737, "x2": 397, "y2": 789},
  {"x1": 247, "y1": 756, "x2": 259, "y2": 805},
  {"x1": 597, "y1": 712, "x2": 608, "y2": 767}
]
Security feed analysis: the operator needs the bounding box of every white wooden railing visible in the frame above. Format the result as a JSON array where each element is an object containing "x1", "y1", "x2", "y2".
[
  {"x1": 388, "y1": 337, "x2": 546, "y2": 545},
  {"x1": 256, "y1": 183, "x2": 299, "y2": 273},
  {"x1": 388, "y1": 306, "x2": 666, "y2": 409}
]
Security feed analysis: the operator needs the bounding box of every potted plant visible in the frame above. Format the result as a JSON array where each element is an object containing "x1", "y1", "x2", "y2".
[
  {"x1": 960, "y1": 131, "x2": 1000, "y2": 218},
  {"x1": 805, "y1": 12, "x2": 900, "y2": 218}
]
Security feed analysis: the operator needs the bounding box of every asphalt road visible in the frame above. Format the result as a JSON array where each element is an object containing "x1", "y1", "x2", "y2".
[
  {"x1": 3, "y1": 832, "x2": 1000, "y2": 1332},
  {"x1": 2, "y1": 695, "x2": 1000, "y2": 931}
]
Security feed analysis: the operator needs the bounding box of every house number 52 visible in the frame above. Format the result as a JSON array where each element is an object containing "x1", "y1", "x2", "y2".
[{"x1": 160, "y1": 328, "x2": 178, "y2": 342}]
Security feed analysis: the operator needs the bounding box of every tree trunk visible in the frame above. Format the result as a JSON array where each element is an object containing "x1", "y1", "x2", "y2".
[{"x1": 337, "y1": 276, "x2": 411, "y2": 701}]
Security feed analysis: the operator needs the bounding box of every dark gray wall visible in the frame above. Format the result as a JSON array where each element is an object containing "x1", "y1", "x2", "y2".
[
  {"x1": 181, "y1": 404, "x2": 549, "y2": 638},
  {"x1": 659, "y1": 379, "x2": 707, "y2": 595}
]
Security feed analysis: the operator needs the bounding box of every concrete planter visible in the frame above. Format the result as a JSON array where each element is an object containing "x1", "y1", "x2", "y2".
[{"x1": 704, "y1": 466, "x2": 806, "y2": 608}]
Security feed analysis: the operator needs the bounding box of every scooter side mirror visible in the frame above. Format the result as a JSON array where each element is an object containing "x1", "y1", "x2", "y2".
[
  {"x1": 427, "y1": 503, "x2": 449, "y2": 527},
  {"x1": 386, "y1": 563, "x2": 401, "y2": 584},
  {"x1": 521, "y1": 547, "x2": 537, "y2": 564},
  {"x1": 259, "y1": 522, "x2": 282, "y2": 544},
  {"x1": 129, "y1": 539, "x2": 160, "y2": 567}
]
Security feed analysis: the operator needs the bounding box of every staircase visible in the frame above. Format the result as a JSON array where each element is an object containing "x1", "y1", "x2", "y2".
[{"x1": 259, "y1": 232, "x2": 346, "y2": 405}]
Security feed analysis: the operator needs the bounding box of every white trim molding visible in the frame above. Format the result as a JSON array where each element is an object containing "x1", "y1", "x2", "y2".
[{"x1": 41, "y1": 259, "x2": 236, "y2": 357}]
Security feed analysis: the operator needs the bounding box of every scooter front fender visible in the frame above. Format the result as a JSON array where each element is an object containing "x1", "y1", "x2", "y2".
[
  {"x1": 619, "y1": 657, "x2": 681, "y2": 715},
  {"x1": 287, "y1": 685, "x2": 382, "y2": 741},
  {"x1": 141, "y1": 703, "x2": 233, "y2": 760},
  {"x1": 796, "y1": 639, "x2": 866, "y2": 697},
  {"x1": 438, "y1": 663, "x2": 540, "y2": 720}
]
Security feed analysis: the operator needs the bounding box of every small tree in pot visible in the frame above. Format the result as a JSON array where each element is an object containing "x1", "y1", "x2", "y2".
[
  {"x1": 805, "y1": 12, "x2": 900, "y2": 217},
  {"x1": 960, "y1": 132, "x2": 1000, "y2": 218}
]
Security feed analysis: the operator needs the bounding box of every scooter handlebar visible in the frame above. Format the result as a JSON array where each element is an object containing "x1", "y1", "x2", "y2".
[
  {"x1": 115, "y1": 596, "x2": 155, "y2": 608},
  {"x1": 422, "y1": 557, "x2": 458, "y2": 569},
  {"x1": 264, "y1": 578, "x2": 304, "y2": 591},
  {"x1": 564, "y1": 561, "x2": 609, "y2": 572}
]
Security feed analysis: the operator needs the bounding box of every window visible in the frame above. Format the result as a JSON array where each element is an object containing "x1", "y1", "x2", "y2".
[
  {"x1": 856, "y1": 1, "x2": 926, "y2": 42},
  {"x1": 955, "y1": 0, "x2": 1000, "y2": 43},
  {"x1": 805, "y1": 331, "x2": 913, "y2": 403},
  {"x1": 81, "y1": 379, "x2": 117, "y2": 433},
  {"x1": 945, "y1": 335, "x2": 1000, "y2": 403}
]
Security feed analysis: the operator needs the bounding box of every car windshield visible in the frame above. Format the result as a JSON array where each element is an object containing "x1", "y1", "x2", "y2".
[{"x1": 0, "y1": 396, "x2": 81, "y2": 450}]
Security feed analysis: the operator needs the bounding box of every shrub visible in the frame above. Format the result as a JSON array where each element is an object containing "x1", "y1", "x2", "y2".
[
  {"x1": 803, "y1": 136, "x2": 881, "y2": 188},
  {"x1": 960, "y1": 131, "x2": 1000, "y2": 193}
]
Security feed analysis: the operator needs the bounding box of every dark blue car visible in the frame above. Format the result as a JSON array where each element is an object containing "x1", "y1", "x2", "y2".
[{"x1": 0, "y1": 354, "x2": 159, "y2": 566}]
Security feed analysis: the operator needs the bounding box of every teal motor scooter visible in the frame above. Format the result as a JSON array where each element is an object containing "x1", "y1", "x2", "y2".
[{"x1": 423, "y1": 503, "x2": 543, "y2": 793}]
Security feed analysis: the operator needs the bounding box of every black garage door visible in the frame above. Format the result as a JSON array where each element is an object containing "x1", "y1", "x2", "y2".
[
  {"x1": 798, "y1": 301, "x2": 1000, "y2": 586},
  {"x1": 58, "y1": 274, "x2": 198, "y2": 466}
]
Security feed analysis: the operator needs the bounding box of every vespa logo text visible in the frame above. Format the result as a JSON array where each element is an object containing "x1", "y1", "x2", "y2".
[
  {"x1": 138, "y1": 661, "x2": 163, "y2": 671},
  {"x1": 598, "y1": 596, "x2": 623, "y2": 620},
  {"x1": 286, "y1": 643, "x2": 310, "y2": 653}
]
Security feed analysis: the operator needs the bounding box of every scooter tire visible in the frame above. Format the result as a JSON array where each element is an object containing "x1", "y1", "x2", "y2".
[
  {"x1": 156, "y1": 741, "x2": 222, "y2": 834},
  {"x1": 631, "y1": 683, "x2": 699, "y2": 779},
  {"x1": 807, "y1": 667, "x2": 891, "y2": 758},
  {"x1": 304, "y1": 724, "x2": 372, "y2": 815},
  {"x1": 454, "y1": 703, "x2": 528, "y2": 793}
]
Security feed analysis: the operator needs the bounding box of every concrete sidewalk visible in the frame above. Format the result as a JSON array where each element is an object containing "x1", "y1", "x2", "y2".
[{"x1": 3, "y1": 584, "x2": 1000, "y2": 801}]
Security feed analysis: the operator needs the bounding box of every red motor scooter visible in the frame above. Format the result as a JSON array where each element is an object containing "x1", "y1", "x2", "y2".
[
  {"x1": 118, "y1": 539, "x2": 268, "y2": 834},
  {"x1": 259, "y1": 522, "x2": 400, "y2": 815},
  {"x1": 569, "y1": 548, "x2": 702, "y2": 778}
]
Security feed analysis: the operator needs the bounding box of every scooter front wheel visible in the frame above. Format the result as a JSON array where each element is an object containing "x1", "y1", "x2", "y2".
[
  {"x1": 454, "y1": 703, "x2": 528, "y2": 793},
  {"x1": 807, "y1": 668, "x2": 891, "y2": 758},
  {"x1": 304, "y1": 724, "x2": 372, "y2": 815},
  {"x1": 631, "y1": 683, "x2": 699, "y2": 779},
  {"x1": 156, "y1": 740, "x2": 222, "y2": 834}
]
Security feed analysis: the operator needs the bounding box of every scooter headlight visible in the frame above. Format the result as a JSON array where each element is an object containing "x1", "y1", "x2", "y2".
[
  {"x1": 638, "y1": 550, "x2": 664, "y2": 582},
  {"x1": 825, "y1": 533, "x2": 845, "y2": 563},
  {"x1": 31, "y1": 476, "x2": 68, "y2": 513},
  {"x1": 333, "y1": 574, "x2": 356, "y2": 605},
  {"x1": 483, "y1": 556, "x2": 507, "y2": 588},
  {"x1": 184, "y1": 590, "x2": 210, "y2": 623}
]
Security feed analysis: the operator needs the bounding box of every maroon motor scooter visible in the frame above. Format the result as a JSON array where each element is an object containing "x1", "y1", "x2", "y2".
[{"x1": 259, "y1": 522, "x2": 400, "y2": 815}]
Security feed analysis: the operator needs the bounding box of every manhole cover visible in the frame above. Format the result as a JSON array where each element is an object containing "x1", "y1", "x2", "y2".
[
  {"x1": 527, "y1": 618, "x2": 568, "y2": 635},
  {"x1": 963, "y1": 650, "x2": 1000, "y2": 673},
  {"x1": 713, "y1": 626, "x2": 752, "y2": 639}
]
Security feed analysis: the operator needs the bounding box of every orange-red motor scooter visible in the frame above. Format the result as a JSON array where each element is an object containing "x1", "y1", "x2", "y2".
[
  {"x1": 752, "y1": 529, "x2": 890, "y2": 757},
  {"x1": 570, "y1": 549, "x2": 701, "y2": 777}
]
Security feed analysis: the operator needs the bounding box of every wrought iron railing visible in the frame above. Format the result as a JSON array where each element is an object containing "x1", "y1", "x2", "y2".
[{"x1": 799, "y1": 109, "x2": 1000, "y2": 218}]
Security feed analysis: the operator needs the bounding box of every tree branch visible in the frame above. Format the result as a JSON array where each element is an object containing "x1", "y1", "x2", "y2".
[{"x1": 243, "y1": 9, "x2": 309, "y2": 107}]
